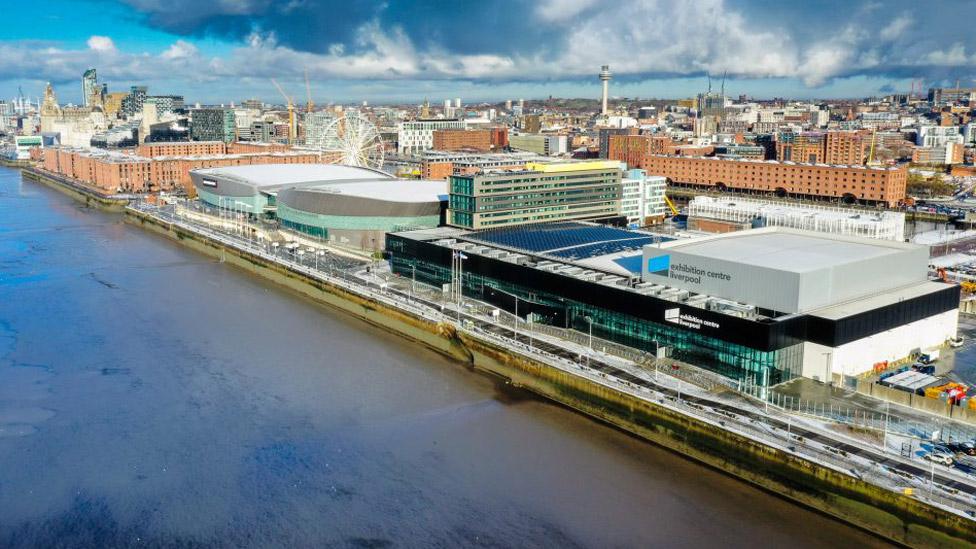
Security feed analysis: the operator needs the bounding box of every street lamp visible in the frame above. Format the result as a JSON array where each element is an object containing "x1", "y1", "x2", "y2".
[
  {"x1": 514, "y1": 294, "x2": 519, "y2": 342},
  {"x1": 584, "y1": 315, "x2": 593, "y2": 367}
]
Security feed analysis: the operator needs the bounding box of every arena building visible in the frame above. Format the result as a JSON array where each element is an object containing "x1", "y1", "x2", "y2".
[
  {"x1": 388, "y1": 223, "x2": 958, "y2": 387},
  {"x1": 276, "y1": 179, "x2": 446, "y2": 249},
  {"x1": 190, "y1": 164, "x2": 446, "y2": 249},
  {"x1": 190, "y1": 164, "x2": 395, "y2": 215}
]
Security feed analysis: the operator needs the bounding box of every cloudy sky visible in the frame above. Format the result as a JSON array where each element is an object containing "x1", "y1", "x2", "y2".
[{"x1": 2, "y1": 0, "x2": 975, "y2": 105}]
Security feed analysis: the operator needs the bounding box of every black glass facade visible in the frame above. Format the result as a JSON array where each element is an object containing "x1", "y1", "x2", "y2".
[{"x1": 386, "y1": 232, "x2": 959, "y2": 387}]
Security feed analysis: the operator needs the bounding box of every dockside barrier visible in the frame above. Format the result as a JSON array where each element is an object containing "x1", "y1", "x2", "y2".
[{"x1": 121, "y1": 206, "x2": 976, "y2": 548}]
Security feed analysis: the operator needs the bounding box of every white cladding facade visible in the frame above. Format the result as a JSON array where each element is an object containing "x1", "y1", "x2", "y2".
[
  {"x1": 397, "y1": 119, "x2": 466, "y2": 154},
  {"x1": 801, "y1": 310, "x2": 958, "y2": 381},
  {"x1": 642, "y1": 228, "x2": 929, "y2": 314},
  {"x1": 621, "y1": 169, "x2": 666, "y2": 226}
]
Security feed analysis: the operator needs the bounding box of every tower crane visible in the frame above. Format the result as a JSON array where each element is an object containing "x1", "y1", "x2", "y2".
[
  {"x1": 271, "y1": 78, "x2": 296, "y2": 144},
  {"x1": 867, "y1": 129, "x2": 877, "y2": 165},
  {"x1": 304, "y1": 68, "x2": 314, "y2": 114}
]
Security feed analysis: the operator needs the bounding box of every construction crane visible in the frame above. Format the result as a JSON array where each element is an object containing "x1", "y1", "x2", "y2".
[
  {"x1": 271, "y1": 78, "x2": 296, "y2": 144},
  {"x1": 304, "y1": 68, "x2": 314, "y2": 114},
  {"x1": 867, "y1": 129, "x2": 878, "y2": 165},
  {"x1": 664, "y1": 195, "x2": 680, "y2": 216}
]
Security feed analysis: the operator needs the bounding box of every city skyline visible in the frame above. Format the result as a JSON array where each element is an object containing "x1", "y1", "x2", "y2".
[{"x1": 2, "y1": 0, "x2": 975, "y2": 104}]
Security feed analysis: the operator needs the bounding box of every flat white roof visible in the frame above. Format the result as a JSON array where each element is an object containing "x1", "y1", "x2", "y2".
[
  {"x1": 656, "y1": 227, "x2": 917, "y2": 274},
  {"x1": 192, "y1": 163, "x2": 394, "y2": 187},
  {"x1": 302, "y1": 179, "x2": 448, "y2": 203},
  {"x1": 809, "y1": 280, "x2": 949, "y2": 319}
]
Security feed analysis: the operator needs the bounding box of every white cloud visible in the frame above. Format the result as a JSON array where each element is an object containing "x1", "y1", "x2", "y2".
[
  {"x1": 925, "y1": 43, "x2": 970, "y2": 66},
  {"x1": 161, "y1": 40, "x2": 198, "y2": 60},
  {"x1": 86, "y1": 36, "x2": 117, "y2": 53},
  {"x1": 6, "y1": 0, "x2": 975, "y2": 101},
  {"x1": 880, "y1": 14, "x2": 911, "y2": 41},
  {"x1": 535, "y1": 0, "x2": 599, "y2": 22}
]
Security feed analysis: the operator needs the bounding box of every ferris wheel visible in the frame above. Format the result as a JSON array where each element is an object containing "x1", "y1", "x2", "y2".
[{"x1": 322, "y1": 111, "x2": 385, "y2": 170}]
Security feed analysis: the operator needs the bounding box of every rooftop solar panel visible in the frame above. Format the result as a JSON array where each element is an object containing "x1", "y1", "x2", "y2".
[{"x1": 465, "y1": 222, "x2": 673, "y2": 260}]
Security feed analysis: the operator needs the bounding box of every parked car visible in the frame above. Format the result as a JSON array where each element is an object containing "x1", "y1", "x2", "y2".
[
  {"x1": 948, "y1": 441, "x2": 976, "y2": 456},
  {"x1": 925, "y1": 450, "x2": 955, "y2": 466}
]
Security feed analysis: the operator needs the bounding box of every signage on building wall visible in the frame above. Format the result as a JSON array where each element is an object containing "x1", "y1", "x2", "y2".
[
  {"x1": 201, "y1": 178, "x2": 218, "y2": 188},
  {"x1": 648, "y1": 255, "x2": 733, "y2": 285},
  {"x1": 664, "y1": 307, "x2": 720, "y2": 330}
]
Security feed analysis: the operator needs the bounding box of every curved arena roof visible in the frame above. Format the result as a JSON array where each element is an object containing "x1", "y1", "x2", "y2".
[
  {"x1": 190, "y1": 163, "x2": 396, "y2": 197},
  {"x1": 277, "y1": 179, "x2": 446, "y2": 217}
]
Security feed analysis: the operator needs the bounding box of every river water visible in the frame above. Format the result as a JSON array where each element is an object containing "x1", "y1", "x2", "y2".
[{"x1": 0, "y1": 167, "x2": 888, "y2": 548}]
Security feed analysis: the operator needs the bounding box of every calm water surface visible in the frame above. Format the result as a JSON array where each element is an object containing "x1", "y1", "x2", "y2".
[{"x1": 0, "y1": 167, "x2": 889, "y2": 548}]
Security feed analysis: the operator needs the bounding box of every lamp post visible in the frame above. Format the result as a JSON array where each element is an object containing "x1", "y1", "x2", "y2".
[
  {"x1": 883, "y1": 400, "x2": 890, "y2": 453},
  {"x1": 584, "y1": 315, "x2": 593, "y2": 367},
  {"x1": 514, "y1": 294, "x2": 519, "y2": 343}
]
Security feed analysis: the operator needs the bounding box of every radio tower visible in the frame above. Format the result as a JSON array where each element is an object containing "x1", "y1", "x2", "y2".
[{"x1": 599, "y1": 65, "x2": 612, "y2": 116}]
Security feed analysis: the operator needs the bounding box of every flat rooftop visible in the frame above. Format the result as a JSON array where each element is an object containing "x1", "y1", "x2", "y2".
[
  {"x1": 655, "y1": 227, "x2": 917, "y2": 274},
  {"x1": 809, "y1": 280, "x2": 950, "y2": 319},
  {"x1": 192, "y1": 163, "x2": 395, "y2": 187},
  {"x1": 298, "y1": 179, "x2": 448, "y2": 203}
]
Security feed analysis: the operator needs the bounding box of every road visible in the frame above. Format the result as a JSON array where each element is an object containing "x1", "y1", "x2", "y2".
[{"x1": 141, "y1": 200, "x2": 976, "y2": 518}]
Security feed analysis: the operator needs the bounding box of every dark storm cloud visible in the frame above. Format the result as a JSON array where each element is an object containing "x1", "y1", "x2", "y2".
[
  {"x1": 121, "y1": 0, "x2": 561, "y2": 57},
  {"x1": 113, "y1": 0, "x2": 974, "y2": 86}
]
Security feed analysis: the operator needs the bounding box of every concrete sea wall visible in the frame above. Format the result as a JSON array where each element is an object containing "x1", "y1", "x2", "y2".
[
  {"x1": 122, "y1": 208, "x2": 976, "y2": 548},
  {"x1": 21, "y1": 168, "x2": 128, "y2": 212}
]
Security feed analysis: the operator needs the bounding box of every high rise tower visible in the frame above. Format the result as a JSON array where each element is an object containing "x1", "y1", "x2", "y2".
[
  {"x1": 599, "y1": 65, "x2": 612, "y2": 115},
  {"x1": 82, "y1": 68, "x2": 97, "y2": 107}
]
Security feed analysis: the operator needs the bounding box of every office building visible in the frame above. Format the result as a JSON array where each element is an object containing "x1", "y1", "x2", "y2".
[
  {"x1": 388, "y1": 224, "x2": 958, "y2": 386},
  {"x1": 419, "y1": 151, "x2": 544, "y2": 180},
  {"x1": 121, "y1": 86, "x2": 148, "y2": 117},
  {"x1": 928, "y1": 87, "x2": 976, "y2": 105},
  {"x1": 508, "y1": 134, "x2": 567, "y2": 156},
  {"x1": 190, "y1": 108, "x2": 235, "y2": 143},
  {"x1": 144, "y1": 95, "x2": 184, "y2": 115},
  {"x1": 776, "y1": 131, "x2": 866, "y2": 165},
  {"x1": 303, "y1": 111, "x2": 337, "y2": 149},
  {"x1": 432, "y1": 129, "x2": 491, "y2": 152},
  {"x1": 608, "y1": 134, "x2": 675, "y2": 168},
  {"x1": 82, "y1": 69, "x2": 98, "y2": 107},
  {"x1": 447, "y1": 160, "x2": 623, "y2": 230},
  {"x1": 916, "y1": 126, "x2": 964, "y2": 148},
  {"x1": 912, "y1": 143, "x2": 965, "y2": 165},
  {"x1": 397, "y1": 119, "x2": 466, "y2": 154},
  {"x1": 598, "y1": 128, "x2": 636, "y2": 159}
]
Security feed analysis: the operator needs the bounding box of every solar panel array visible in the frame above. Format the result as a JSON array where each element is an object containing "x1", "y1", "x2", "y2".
[{"x1": 466, "y1": 222, "x2": 672, "y2": 260}]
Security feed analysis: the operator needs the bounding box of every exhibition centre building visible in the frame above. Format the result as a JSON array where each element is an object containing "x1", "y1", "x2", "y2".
[
  {"x1": 387, "y1": 223, "x2": 959, "y2": 386},
  {"x1": 190, "y1": 164, "x2": 447, "y2": 249}
]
